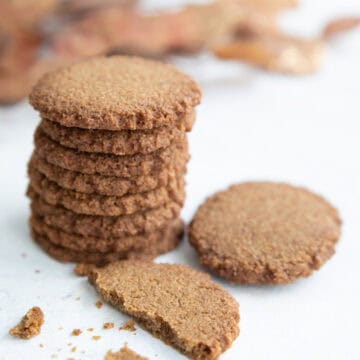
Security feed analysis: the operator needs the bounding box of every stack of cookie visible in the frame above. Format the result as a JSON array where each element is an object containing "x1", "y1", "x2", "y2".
[{"x1": 27, "y1": 56, "x2": 201, "y2": 264}]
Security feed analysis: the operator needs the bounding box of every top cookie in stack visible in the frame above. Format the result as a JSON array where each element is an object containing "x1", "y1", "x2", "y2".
[{"x1": 27, "y1": 56, "x2": 201, "y2": 265}]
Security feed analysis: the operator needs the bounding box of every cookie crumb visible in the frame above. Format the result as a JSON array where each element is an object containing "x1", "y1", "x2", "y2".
[
  {"x1": 39, "y1": 343, "x2": 44, "y2": 348},
  {"x1": 71, "y1": 346, "x2": 77, "y2": 353},
  {"x1": 103, "y1": 322, "x2": 114, "y2": 329},
  {"x1": 105, "y1": 345, "x2": 148, "y2": 360},
  {"x1": 9, "y1": 306, "x2": 44, "y2": 339},
  {"x1": 119, "y1": 319, "x2": 136, "y2": 332},
  {"x1": 72, "y1": 328, "x2": 82, "y2": 336},
  {"x1": 74, "y1": 263, "x2": 94, "y2": 276},
  {"x1": 87, "y1": 327, "x2": 94, "y2": 332},
  {"x1": 95, "y1": 300, "x2": 103, "y2": 309},
  {"x1": 92, "y1": 335, "x2": 101, "y2": 341}
]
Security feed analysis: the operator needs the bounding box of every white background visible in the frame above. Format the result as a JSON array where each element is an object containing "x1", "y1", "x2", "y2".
[{"x1": 1, "y1": 0, "x2": 360, "y2": 359}]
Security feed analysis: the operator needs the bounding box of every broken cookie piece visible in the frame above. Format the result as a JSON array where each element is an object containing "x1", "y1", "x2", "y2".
[
  {"x1": 105, "y1": 345, "x2": 148, "y2": 360},
  {"x1": 9, "y1": 306, "x2": 44, "y2": 339},
  {"x1": 89, "y1": 261, "x2": 239, "y2": 360}
]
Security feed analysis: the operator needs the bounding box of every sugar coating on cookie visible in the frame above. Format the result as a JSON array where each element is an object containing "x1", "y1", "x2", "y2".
[
  {"x1": 189, "y1": 182, "x2": 341, "y2": 284},
  {"x1": 89, "y1": 261, "x2": 239, "y2": 360},
  {"x1": 30, "y1": 56, "x2": 201, "y2": 130}
]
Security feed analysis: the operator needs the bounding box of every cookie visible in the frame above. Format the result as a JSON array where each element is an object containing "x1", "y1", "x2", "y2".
[
  {"x1": 34, "y1": 128, "x2": 189, "y2": 178},
  {"x1": 31, "y1": 223, "x2": 183, "y2": 265},
  {"x1": 30, "y1": 153, "x2": 186, "y2": 197},
  {"x1": 31, "y1": 214, "x2": 183, "y2": 253},
  {"x1": 88, "y1": 261, "x2": 239, "y2": 359},
  {"x1": 29, "y1": 56, "x2": 201, "y2": 130},
  {"x1": 189, "y1": 182, "x2": 341, "y2": 285},
  {"x1": 29, "y1": 190, "x2": 182, "y2": 238},
  {"x1": 39, "y1": 110, "x2": 194, "y2": 155},
  {"x1": 28, "y1": 167, "x2": 185, "y2": 216}
]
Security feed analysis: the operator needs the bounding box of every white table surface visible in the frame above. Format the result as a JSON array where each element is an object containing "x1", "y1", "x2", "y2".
[{"x1": 1, "y1": 1, "x2": 360, "y2": 359}]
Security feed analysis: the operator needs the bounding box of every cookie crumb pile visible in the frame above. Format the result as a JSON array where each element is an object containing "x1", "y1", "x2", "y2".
[
  {"x1": 27, "y1": 56, "x2": 201, "y2": 264},
  {"x1": 9, "y1": 306, "x2": 44, "y2": 339},
  {"x1": 105, "y1": 345, "x2": 148, "y2": 360},
  {"x1": 189, "y1": 182, "x2": 341, "y2": 284}
]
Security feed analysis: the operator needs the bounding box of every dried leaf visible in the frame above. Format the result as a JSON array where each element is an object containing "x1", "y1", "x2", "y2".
[
  {"x1": 0, "y1": 26, "x2": 41, "y2": 73},
  {"x1": 212, "y1": 34, "x2": 325, "y2": 74},
  {"x1": 322, "y1": 16, "x2": 360, "y2": 40},
  {"x1": 219, "y1": 0, "x2": 298, "y2": 13},
  {"x1": 0, "y1": 57, "x2": 67, "y2": 105},
  {"x1": 0, "y1": 0, "x2": 57, "y2": 28},
  {"x1": 58, "y1": 0, "x2": 137, "y2": 15},
  {"x1": 51, "y1": 2, "x2": 277, "y2": 58}
]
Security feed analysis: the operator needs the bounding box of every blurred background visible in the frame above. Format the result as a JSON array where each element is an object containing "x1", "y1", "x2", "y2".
[{"x1": 1, "y1": 0, "x2": 360, "y2": 359}]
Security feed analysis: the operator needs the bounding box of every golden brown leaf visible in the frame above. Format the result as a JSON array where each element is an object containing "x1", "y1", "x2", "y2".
[
  {"x1": 212, "y1": 34, "x2": 324, "y2": 74},
  {"x1": 322, "y1": 16, "x2": 360, "y2": 40}
]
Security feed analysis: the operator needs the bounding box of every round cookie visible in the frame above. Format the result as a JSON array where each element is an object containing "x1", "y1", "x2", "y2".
[
  {"x1": 39, "y1": 110, "x2": 194, "y2": 156},
  {"x1": 34, "y1": 128, "x2": 189, "y2": 178},
  {"x1": 30, "y1": 154, "x2": 186, "y2": 197},
  {"x1": 31, "y1": 214, "x2": 183, "y2": 253},
  {"x1": 28, "y1": 167, "x2": 185, "y2": 216},
  {"x1": 88, "y1": 261, "x2": 239, "y2": 359},
  {"x1": 189, "y1": 182, "x2": 341, "y2": 285},
  {"x1": 29, "y1": 190, "x2": 182, "y2": 238},
  {"x1": 31, "y1": 222, "x2": 183, "y2": 265},
  {"x1": 29, "y1": 56, "x2": 201, "y2": 130}
]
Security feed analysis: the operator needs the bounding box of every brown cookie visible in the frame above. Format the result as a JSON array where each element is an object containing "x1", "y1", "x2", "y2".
[
  {"x1": 88, "y1": 261, "x2": 239, "y2": 359},
  {"x1": 29, "y1": 190, "x2": 182, "y2": 238},
  {"x1": 39, "y1": 110, "x2": 194, "y2": 155},
  {"x1": 28, "y1": 166, "x2": 185, "y2": 216},
  {"x1": 29, "y1": 56, "x2": 201, "y2": 130},
  {"x1": 31, "y1": 214, "x2": 182, "y2": 253},
  {"x1": 31, "y1": 223, "x2": 183, "y2": 265},
  {"x1": 189, "y1": 182, "x2": 341, "y2": 285},
  {"x1": 30, "y1": 153, "x2": 186, "y2": 197},
  {"x1": 34, "y1": 128, "x2": 189, "y2": 178}
]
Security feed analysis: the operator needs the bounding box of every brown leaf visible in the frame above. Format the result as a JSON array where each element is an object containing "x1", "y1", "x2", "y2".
[
  {"x1": 57, "y1": 0, "x2": 138, "y2": 15},
  {"x1": 219, "y1": 0, "x2": 298, "y2": 13},
  {"x1": 51, "y1": 2, "x2": 277, "y2": 58},
  {"x1": 322, "y1": 16, "x2": 360, "y2": 40},
  {"x1": 0, "y1": 57, "x2": 68, "y2": 105},
  {"x1": 212, "y1": 34, "x2": 324, "y2": 74}
]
